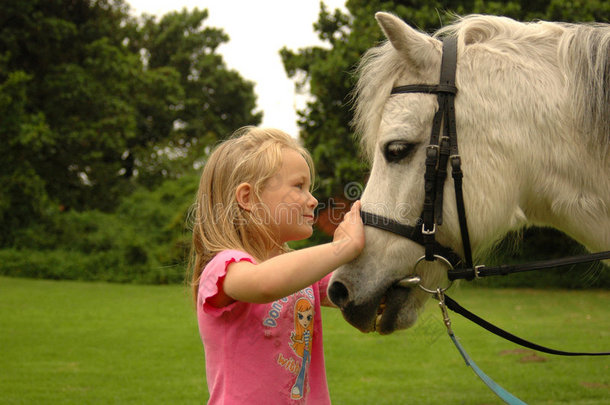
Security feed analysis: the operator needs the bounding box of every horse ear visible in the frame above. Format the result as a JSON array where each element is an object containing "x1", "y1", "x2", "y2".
[{"x1": 375, "y1": 12, "x2": 441, "y2": 69}]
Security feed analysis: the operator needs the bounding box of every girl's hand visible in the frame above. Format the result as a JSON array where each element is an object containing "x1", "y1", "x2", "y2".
[
  {"x1": 332, "y1": 200, "x2": 365, "y2": 261},
  {"x1": 223, "y1": 201, "x2": 365, "y2": 304}
]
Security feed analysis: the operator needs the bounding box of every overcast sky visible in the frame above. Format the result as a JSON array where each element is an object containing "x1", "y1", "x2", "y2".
[{"x1": 127, "y1": 0, "x2": 347, "y2": 136}]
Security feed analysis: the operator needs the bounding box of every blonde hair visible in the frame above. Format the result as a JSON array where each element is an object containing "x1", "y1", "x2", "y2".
[{"x1": 189, "y1": 126, "x2": 315, "y2": 301}]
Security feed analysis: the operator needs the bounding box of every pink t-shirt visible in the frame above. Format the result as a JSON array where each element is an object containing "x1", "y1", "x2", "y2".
[{"x1": 197, "y1": 250, "x2": 332, "y2": 404}]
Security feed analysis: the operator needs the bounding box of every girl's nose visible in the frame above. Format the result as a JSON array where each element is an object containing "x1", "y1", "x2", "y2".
[{"x1": 307, "y1": 193, "x2": 318, "y2": 209}]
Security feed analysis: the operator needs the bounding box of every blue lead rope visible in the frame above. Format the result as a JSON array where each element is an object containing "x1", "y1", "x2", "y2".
[
  {"x1": 448, "y1": 332, "x2": 528, "y2": 405},
  {"x1": 436, "y1": 290, "x2": 528, "y2": 405}
]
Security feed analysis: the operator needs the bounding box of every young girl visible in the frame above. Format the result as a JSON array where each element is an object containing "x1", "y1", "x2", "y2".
[{"x1": 190, "y1": 127, "x2": 364, "y2": 404}]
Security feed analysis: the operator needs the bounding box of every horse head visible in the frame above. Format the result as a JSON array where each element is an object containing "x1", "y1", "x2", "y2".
[{"x1": 329, "y1": 13, "x2": 610, "y2": 334}]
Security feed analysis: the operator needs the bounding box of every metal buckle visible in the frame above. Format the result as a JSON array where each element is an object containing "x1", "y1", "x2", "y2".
[
  {"x1": 450, "y1": 154, "x2": 461, "y2": 169},
  {"x1": 421, "y1": 223, "x2": 436, "y2": 235}
]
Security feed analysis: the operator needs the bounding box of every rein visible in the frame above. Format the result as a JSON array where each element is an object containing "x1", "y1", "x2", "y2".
[
  {"x1": 359, "y1": 35, "x2": 610, "y2": 404},
  {"x1": 448, "y1": 250, "x2": 610, "y2": 281}
]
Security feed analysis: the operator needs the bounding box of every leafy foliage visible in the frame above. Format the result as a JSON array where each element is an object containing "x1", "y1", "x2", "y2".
[
  {"x1": 0, "y1": 173, "x2": 198, "y2": 284},
  {"x1": 0, "y1": 0, "x2": 261, "y2": 244}
]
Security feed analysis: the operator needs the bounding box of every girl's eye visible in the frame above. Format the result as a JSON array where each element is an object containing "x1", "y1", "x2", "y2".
[{"x1": 298, "y1": 313, "x2": 303, "y2": 319}]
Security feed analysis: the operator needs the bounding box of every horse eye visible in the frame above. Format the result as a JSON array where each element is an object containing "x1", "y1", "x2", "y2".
[{"x1": 384, "y1": 141, "x2": 415, "y2": 163}]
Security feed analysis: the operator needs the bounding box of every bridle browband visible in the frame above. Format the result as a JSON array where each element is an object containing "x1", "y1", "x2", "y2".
[
  {"x1": 359, "y1": 35, "x2": 610, "y2": 279},
  {"x1": 360, "y1": 36, "x2": 473, "y2": 270}
]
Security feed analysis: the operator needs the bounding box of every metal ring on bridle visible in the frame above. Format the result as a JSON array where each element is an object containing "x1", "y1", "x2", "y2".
[{"x1": 413, "y1": 254, "x2": 454, "y2": 294}]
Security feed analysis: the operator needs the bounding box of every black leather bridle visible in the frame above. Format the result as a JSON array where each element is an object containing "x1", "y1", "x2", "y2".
[
  {"x1": 359, "y1": 35, "x2": 610, "y2": 280},
  {"x1": 360, "y1": 36, "x2": 472, "y2": 270}
]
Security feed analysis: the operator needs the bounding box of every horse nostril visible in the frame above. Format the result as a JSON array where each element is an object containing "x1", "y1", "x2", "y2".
[{"x1": 328, "y1": 281, "x2": 350, "y2": 309}]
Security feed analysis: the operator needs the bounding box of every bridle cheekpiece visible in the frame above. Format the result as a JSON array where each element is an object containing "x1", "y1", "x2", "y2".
[{"x1": 360, "y1": 36, "x2": 473, "y2": 274}]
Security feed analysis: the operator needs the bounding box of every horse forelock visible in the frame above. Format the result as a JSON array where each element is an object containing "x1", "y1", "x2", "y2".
[{"x1": 352, "y1": 41, "x2": 405, "y2": 162}]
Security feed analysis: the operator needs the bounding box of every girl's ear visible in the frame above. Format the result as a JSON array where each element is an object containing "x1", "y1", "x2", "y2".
[{"x1": 235, "y1": 182, "x2": 254, "y2": 211}]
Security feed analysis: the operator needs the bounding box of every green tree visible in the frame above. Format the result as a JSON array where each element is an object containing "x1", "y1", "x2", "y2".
[
  {"x1": 0, "y1": 0, "x2": 261, "y2": 244},
  {"x1": 126, "y1": 8, "x2": 262, "y2": 187}
]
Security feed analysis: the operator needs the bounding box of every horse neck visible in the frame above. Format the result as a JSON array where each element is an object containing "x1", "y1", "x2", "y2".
[
  {"x1": 457, "y1": 35, "x2": 610, "y2": 254},
  {"x1": 520, "y1": 135, "x2": 610, "y2": 253}
]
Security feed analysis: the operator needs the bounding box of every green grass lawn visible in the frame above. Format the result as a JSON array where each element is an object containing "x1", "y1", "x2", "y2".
[{"x1": 1, "y1": 276, "x2": 608, "y2": 404}]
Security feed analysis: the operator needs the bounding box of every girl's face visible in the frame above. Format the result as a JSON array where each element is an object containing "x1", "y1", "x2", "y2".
[
  {"x1": 297, "y1": 307, "x2": 314, "y2": 329},
  {"x1": 259, "y1": 148, "x2": 318, "y2": 244}
]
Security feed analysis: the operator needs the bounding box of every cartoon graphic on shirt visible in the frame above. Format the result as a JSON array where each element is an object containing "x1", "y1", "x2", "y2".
[{"x1": 289, "y1": 297, "x2": 314, "y2": 400}]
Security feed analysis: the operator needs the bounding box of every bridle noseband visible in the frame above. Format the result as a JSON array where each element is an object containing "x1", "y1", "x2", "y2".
[{"x1": 360, "y1": 36, "x2": 472, "y2": 272}]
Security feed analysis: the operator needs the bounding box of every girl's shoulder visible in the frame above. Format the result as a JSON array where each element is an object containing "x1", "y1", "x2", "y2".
[
  {"x1": 207, "y1": 249, "x2": 257, "y2": 268},
  {"x1": 199, "y1": 250, "x2": 257, "y2": 314},
  {"x1": 202, "y1": 249, "x2": 258, "y2": 290},
  {"x1": 203, "y1": 249, "x2": 258, "y2": 282}
]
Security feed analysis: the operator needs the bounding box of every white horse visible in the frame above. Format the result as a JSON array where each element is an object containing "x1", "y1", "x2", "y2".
[{"x1": 328, "y1": 12, "x2": 610, "y2": 334}]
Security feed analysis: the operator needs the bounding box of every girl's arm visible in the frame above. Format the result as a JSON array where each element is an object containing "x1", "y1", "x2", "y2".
[{"x1": 221, "y1": 201, "x2": 364, "y2": 304}]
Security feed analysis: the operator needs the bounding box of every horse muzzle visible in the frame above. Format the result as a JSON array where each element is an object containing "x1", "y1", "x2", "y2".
[{"x1": 328, "y1": 275, "x2": 419, "y2": 334}]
